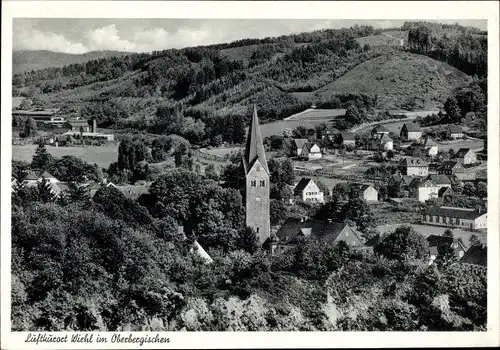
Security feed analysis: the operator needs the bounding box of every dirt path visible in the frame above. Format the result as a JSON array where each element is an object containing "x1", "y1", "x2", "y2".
[{"x1": 349, "y1": 116, "x2": 417, "y2": 133}]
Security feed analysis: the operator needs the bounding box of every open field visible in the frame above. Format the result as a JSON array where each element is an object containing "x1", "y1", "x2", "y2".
[
  {"x1": 438, "y1": 139, "x2": 484, "y2": 152},
  {"x1": 376, "y1": 223, "x2": 487, "y2": 247},
  {"x1": 12, "y1": 144, "x2": 118, "y2": 169},
  {"x1": 285, "y1": 108, "x2": 346, "y2": 121},
  {"x1": 260, "y1": 119, "x2": 336, "y2": 138}
]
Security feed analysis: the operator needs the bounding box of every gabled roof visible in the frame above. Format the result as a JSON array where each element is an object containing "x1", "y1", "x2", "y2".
[
  {"x1": 350, "y1": 183, "x2": 375, "y2": 193},
  {"x1": 243, "y1": 105, "x2": 268, "y2": 174},
  {"x1": 427, "y1": 234, "x2": 466, "y2": 251},
  {"x1": 438, "y1": 186, "x2": 454, "y2": 197},
  {"x1": 425, "y1": 206, "x2": 486, "y2": 220},
  {"x1": 372, "y1": 125, "x2": 390, "y2": 133},
  {"x1": 39, "y1": 171, "x2": 57, "y2": 180},
  {"x1": 275, "y1": 219, "x2": 364, "y2": 247},
  {"x1": 190, "y1": 241, "x2": 213, "y2": 264},
  {"x1": 294, "y1": 178, "x2": 314, "y2": 194},
  {"x1": 68, "y1": 119, "x2": 89, "y2": 126},
  {"x1": 447, "y1": 125, "x2": 463, "y2": 133},
  {"x1": 402, "y1": 123, "x2": 421, "y2": 132},
  {"x1": 427, "y1": 174, "x2": 452, "y2": 185},
  {"x1": 379, "y1": 133, "x2": 393, "y2": 142},
  {"x1": 400, "y1": 157, "x2": 428, "y2": 167},
  {"x1": 437, "y1": 160, "x2": 463, "y2": 171},
  {"x1": 460, "y1": 245, "x2": 487, "y2": 266},
  {"x1": 293, "y1": 138, "x2": 309, "y2": 149},
  {"x1": 454, "y1": 148, "x2": 474, "y2": 158},
  {"x1": 423, "y1": 137, "x2": 437, "y2": 147},
  {"x1": 341, "y1": 132, "x2": 356, "y2": 141},
  {"x1": 410, "y1": 177, "x2": 436, "y2": 188}
]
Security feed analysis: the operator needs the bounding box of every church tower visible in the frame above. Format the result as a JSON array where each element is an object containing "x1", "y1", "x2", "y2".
[{"x1": 243, "y1": 105, "x2": 270, "y2": 244}]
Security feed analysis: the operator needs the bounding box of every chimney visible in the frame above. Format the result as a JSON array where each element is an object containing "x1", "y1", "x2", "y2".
[{"x1": 92, "y1": 118, "x2": 97, "y2": 133}]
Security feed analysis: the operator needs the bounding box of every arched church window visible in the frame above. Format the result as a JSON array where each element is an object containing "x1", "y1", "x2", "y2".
[
  {"x1": 260, "y1": 179, "x2": 265, "y2": 187},
  {"x1": 251, "y1": 180, "x2": 256, "y2": 187}
]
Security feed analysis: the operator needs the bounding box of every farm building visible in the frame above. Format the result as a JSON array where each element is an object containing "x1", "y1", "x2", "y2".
[
  {"x1": 12, "y1": 108, "x2": 64, "y2": 126},
  {"x1": 67, "y1": 118, "x2": 92, "y2": 132},
  {"x1": 453, "y1": 148, "x2": 477, "y2": 165},
  {"x1": 438, "y1": 186, "x2": 454, "y2": 200},
  {"x1": 426, "y1": 235, "x2": 467, "y2": 264},
  {"x1": 340, "y1": 132, "x2": 356, "y2": 146},
  {"x1": 399, "y1": 157, "x2": 428, "y2": 176},
  {"x1": 446, "y1": 125, "x2": 464, "y2": 139},
  {"x1": 421, "y1": 206, "x2": 487, "y2": 230},
  {"x1": 292, "y1": 139, "x2": 309, "y2": 157},
  {"x1": 296, "y1": 141, "x2": 322, "y2": 160},
  {"x1": 371, "y1": 125, "x2": 390, "y2": 136},
  {"x1": 400, "y1": 123, "x2": 422, "y2": 141},
  {"x1": 293, "y1": 178, "x2": 325, "y2": 203},
  {"x1": 267, "y1": 218, "x2": 366, "y2": 254}
]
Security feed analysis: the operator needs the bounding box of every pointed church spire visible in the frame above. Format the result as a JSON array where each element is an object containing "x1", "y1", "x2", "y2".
[{"x1": 244, "y1": 105, "x2": 268, "y2": 173}]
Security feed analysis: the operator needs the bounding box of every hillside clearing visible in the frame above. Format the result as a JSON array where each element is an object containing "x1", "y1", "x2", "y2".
[
  {"x1": 312, "y1": 52, "x2": 472, "y2": 110},
  {"x1": 284, "y1": 108, "x2": 346, "y2": 121}
]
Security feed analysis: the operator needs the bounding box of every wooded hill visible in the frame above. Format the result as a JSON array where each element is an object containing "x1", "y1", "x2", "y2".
[{"x1": 12, "y1": 21, "x2": 487, "y2": 144}]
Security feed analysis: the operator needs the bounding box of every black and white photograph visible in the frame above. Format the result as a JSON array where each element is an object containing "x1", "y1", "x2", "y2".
[{"x1": 1, "y1": 1, "x2": 499, "y2": 348}]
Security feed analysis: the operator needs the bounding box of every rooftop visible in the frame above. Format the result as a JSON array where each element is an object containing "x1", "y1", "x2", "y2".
[
  {"x1": 425, "y1": 206, "x2": 486, "y2": 220},
  {"x1": 402, "y1": 123, "x2": 421, "y2": 132},
  {"x1": 400, "y1": 157, "x2": 428, "y2": 167}
]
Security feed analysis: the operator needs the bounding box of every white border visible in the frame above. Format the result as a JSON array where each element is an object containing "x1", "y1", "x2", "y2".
[{"x1": 1, "y1": 1, "x2": 499, "y2": 349}]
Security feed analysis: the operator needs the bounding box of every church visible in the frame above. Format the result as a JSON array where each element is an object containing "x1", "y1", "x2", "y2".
[{"x1": 242, "y1": 106, "x2": 271, "y2": 245}]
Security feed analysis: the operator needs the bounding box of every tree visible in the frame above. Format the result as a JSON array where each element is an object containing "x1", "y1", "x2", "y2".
[
  {"x1": 344, "y1": 104, "x2": 363, "y2": 127},
  {"x1": 270, "y1": 199, "x2": 287, "y2": 226},
  {"x1": 22, "y1": 117, "x2": 38, "y2": 138},
  {"x1": 270, "y1": 182, "x2": 293, "y2": 202},
  {"x1": 443, "y1": 229, "x2": 454, "y2": 238},
  {"x1": 268, "y1": 158, "x2": 294, "y2": 185},
  {"x1": 469, "y1": 234, "x2": 481, "y2": 247},
  {"x1": 237, "y1": 227, "x2": 260, "y2": 254},
  {"x1": 36, "y1": 178, "x2": 55, "y2": 203},
  {"x1": 375, "y1": 225, "x2": 429, "y2": 261},
  {"x1": 67, "y1": 181, "x2": 91, "y2": 205},
  {"x1": 444, "y1": 97, "x2": 462, "y2": 123},
  {"x1": 463, "y1": 182, "x2": 476, "y2": 198},
  {"x1": 341, "y1": 198, "x2": 375, "y2": 233},
  {"x1": 12, "y1": 160, "x2": 30, "y2": 182},
  {"x1": 51, "y1": 156, "x2": 101, "y2": 183},
  {"x1": 31, "y1": 142, "x2": 53, "y2": 171},
  {"x1": 205, "y1": 164, "x2": 219, "y2": 181},
  {"x1": 231, "y1": 115, "x2": 246, "y2": 144},
  {"x1": 475, "y1": 182, "x2": 487, "y2": 199}
]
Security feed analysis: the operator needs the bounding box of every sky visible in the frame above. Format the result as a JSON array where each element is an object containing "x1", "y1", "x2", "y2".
[{"x1": 13, "y1": 18, "x2": 487, "y2": 54}]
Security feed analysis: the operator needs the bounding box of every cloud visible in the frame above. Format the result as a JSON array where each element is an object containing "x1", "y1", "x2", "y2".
[
  {"x1": 13, "y1": 24, "x2": 88, "y2": 54},
  {"x1": 85, "y1": 24, "x2": 136, "y2": 51}
]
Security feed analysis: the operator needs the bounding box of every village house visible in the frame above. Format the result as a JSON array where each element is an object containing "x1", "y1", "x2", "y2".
[
  {"x1": 438, "y1": 186, "x2": 455, "y2": 200},
  {"x1": 333, "y1": 182, "x2": 378, "y2": 202},
  {"x1": 23, "y1": 171, "x2": 60, "y2": 185},
  {"x1": 322, "y1": 127, "x2": 340, "y2": 141},
  {"x1": 399, "y1": 157, "x2": 429, "y2": 176},
  {"x1": 388, "y1": 173, "x2": 414, "y2": 193},
  {"x1": 408, "y1": 136, "x2": 438, "y2": 157},
  {"x1": 293, "y1": 178, "x2": 325, "y2": 203},
  {"x1": 12, "y1": 108, "x2": 65, "y2": 126},
  {"x1": 371, "y1": 125, "x2": 390, "y2": 137},
  {"x1": 422, "y1": 206, "x2": 487, "y2": 230},
  {"x1": 370, "y1": 133, "x2": 393, "y2": 151},
  {"x1": 340, "y1": 132, "x2": 356, "y2": 147},
  {"x1": 460, "y1": 244, "x2": 487, "y2": 267},
  {"x1": 453, "y1": 148, "x2": 477, "y2": 165},
  {"x1": 427, "y1": 174, "x2": 452, "y2": 188},
  {"x1": 446, "y1": 125, "x2": 464, "y2": 140},
  {"x1": 400, "y1": 123, "x2": 422, "y2": 142},
  {"x1": 292, "y1": 139, "x2": 308, "y2": 157},
  {"x1": 408, "y1": 178, "x2": 440, "y2": 202},
  {"x1": 437, "y1": 160, "x2": 465, "y2": 175},
  {"x1": 427, "y1": 235, "x2": 467, "y2": 264},
  {"x1": 299, "y1": 142, "x2": 322, "y2": 160},
  {"x1": 267, "y1": 218, "x2": 366, "y2": 254},
  {"x1": 67, "y1": 118, "x2": 92, "y2": 132}
]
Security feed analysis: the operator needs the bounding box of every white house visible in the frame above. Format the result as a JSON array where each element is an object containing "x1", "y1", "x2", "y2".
[
  {"x1": 409, "y1": 178, "x2": 440, "y2": 202},
  {"x1": 293, "y1": 178, "x2": 325, "y2": 203},
  {"x1": 300, "y1": 142, "x2": 322, "y2": 160},
  {"x1": 422, "y1": 206, "x2": 487, "y2": 230}
]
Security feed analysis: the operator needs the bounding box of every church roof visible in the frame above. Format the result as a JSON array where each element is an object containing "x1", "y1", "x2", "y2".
[{"x1": 243, "y1": 105, "x2": 268, "y2": 173}]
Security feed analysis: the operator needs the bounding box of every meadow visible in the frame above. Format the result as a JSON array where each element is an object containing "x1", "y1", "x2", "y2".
[{"x1": 12, "y1": 144, "x2": 118, "y2": 169}]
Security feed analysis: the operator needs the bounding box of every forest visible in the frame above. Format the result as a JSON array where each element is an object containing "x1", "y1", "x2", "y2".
[{"x1": 12, "y1": 21, "x2": 487, "y2": 146}]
